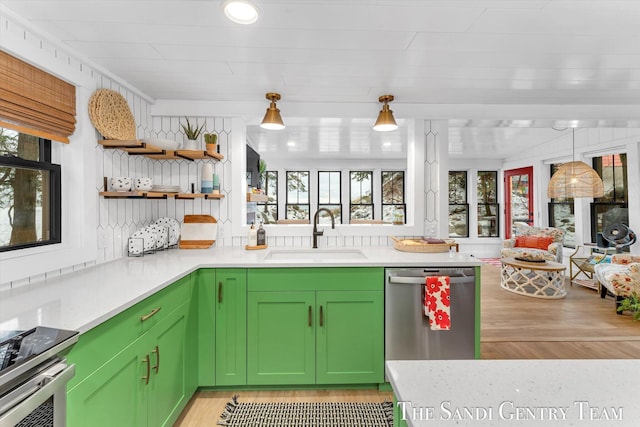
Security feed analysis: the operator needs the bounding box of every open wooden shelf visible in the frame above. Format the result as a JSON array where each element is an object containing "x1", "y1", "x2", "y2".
[
  {"x1": 99, "y1": 139, "x2": 224, "y2": 161},
  {"x1": 246, "y1": 193, "x2": 269, "y2": 202},
  {"x1": 99, "y1": 191, "x2": 224, "y2": 200}
]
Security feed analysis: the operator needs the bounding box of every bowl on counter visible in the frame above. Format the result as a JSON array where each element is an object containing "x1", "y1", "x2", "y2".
[
  {"x1": 135, "y1": 177, "x2": 153, "y2": 191},
  {"x1": 111, "y1": 177, "x2": 132, "y2": 192}
]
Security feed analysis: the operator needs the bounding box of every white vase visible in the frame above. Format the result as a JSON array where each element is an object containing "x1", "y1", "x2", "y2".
[{"x1": 184, "y1": 139, "x2": 199, "y2": 151}]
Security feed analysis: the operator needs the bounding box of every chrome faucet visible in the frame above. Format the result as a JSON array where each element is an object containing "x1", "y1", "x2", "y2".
[{"x1": 312, "y1": 208, "x2": 335, "y2": 248}]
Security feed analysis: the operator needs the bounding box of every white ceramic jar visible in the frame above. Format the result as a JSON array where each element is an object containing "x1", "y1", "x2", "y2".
[
  {"x1": 111, "y1": 177, "x2": 132, "y2": 192},
  {"x1": 135, "y1": 177, "x2": 153, "y2": 191}
]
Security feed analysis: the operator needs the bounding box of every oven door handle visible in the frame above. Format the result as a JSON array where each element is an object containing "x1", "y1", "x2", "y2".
[{"x1": 0, "y1": 363, "x2": 75, "y2": 426}]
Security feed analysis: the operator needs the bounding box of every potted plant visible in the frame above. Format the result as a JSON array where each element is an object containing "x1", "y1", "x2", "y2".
[
  {"x1": 258, "y1": 159, "x2": 267, "y2": 190},
  {"x1": 617, "y1": 292, "x2": 640, "y2": 320},
  {"x1": 204, "y1": 133, "x2": 218, "y2": 156},
  {"x1": 180, "y1": 117, "x2": 205, "y2": 150}
]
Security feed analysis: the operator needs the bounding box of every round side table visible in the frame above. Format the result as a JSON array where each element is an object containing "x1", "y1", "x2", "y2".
[{"x1": 500, "y1": 257, "x2": 567, "y2": 299}]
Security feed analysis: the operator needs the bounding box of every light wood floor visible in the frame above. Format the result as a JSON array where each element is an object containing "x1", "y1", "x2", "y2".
[{"x1": 175, "y1": 263, "x2": 640, "y2": 426}]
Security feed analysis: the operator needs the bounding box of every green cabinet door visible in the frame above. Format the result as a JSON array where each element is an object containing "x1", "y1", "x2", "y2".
[
  {"x1": 67, "y1": 336, "x2": 148, "y2": 427},
  {"x1": 215, "y1": 269, "x2": 247, "y2": 386},
  {"x1": 247, "y1": 291, "x2": 315, "y2": 385},
  {"x1": 316, "y1": 291, "x2": 384, "y2": 384},
  {"x1": 197, "y1": 269, "x2": 216, "y2": 386},
  {"x1": 148, "y1": 304, "x2": 189, "y2": 427}
]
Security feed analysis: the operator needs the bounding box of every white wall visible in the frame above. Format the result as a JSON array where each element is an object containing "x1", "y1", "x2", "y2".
[{"x1": 0, "y1": 7, "x2": 154, "y2": 287}]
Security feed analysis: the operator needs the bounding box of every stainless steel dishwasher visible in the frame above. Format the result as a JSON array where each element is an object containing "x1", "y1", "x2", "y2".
[{"x1": 385, "y1": 267, "x2": 476, "y2": 362}]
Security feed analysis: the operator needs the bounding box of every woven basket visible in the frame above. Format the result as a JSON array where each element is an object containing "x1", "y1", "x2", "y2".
[
  {"x1": 89, "y1": 89, "x2": 137, "y2": 140},
  {"x1": 391, "y1": 237, "x2": 456, "y2": 253}
]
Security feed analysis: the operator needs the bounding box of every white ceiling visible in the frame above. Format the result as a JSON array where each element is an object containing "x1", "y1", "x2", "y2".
[{"x1": 4, "y1": 0, "x2": 640, "y2": 158}]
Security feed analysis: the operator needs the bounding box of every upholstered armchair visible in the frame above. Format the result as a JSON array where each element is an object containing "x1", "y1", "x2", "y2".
[
  {"x1": 500, "y1": 223, "x2": 566, "y2": 263},
  {"x1": 594, "y1": 254, "x2": 640, "y2": 314}
]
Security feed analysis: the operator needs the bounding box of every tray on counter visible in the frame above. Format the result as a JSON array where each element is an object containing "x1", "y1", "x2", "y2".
[{"x1": 391, "y1": 236, "x2": 457, "y2": 253}]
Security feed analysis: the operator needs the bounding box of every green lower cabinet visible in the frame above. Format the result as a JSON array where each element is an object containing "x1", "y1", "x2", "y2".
[
  {"x1": 247, "y1": 285, "x2": 384, "y2": 386},
  {"x1": 247, "y1": 291, "x2": 316, "y2": 385},
  {"x1": 316, "y1": 290, "x2": 384, "y2": 384},
  {"x1": 148, "y1": 305, "x2": 189, "y2": 427},
  {"x1": 197, "y1": 268, "x2": 248, "y2": 386},
  {"x1": 215, "y1": 269, "x2": 247, "y2": 386},
  {"x1": 67, "y1": 335, "x2": 147, "y2": 427},
  {"x1": 67, "y1": 304, "x2": 190, "y2": 427}
]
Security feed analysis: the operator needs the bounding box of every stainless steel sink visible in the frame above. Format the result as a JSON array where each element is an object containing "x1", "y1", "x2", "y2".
[{"x1": 263, "y1": 248, "x2": 367, "y2": 261}]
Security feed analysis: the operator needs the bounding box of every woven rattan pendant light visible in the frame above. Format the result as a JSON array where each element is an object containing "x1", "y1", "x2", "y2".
[{"x1": 547, "y1": 129, "x2": 604, "y2": 198}]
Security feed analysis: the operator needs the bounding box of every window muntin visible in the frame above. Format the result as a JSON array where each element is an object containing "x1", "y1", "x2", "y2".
[
  {"x1": 318, "y1": 171, "x2": 342, "y2": 224},
  {"x1": 477, "y1": 171, "x2": 499, "y2": 238},
  {"x1": 0, "y1": 127, "x2": 61, "y2": 252},
  {"x1": 286, "y1": 171, "x2": 310, "y2": 220},
  {"x1": 448, "y1": 171, "x2": 469, "y2": 237},
  {"x1": 382, "y1": 171, "x2": 405, "y2": 224},
  {"x1": 349, "y1": 171, "x2": 373, "y2": 221}
]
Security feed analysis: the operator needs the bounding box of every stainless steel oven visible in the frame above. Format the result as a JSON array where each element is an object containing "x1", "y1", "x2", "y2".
[{"x1": 0, "y1": 327, "x2": 78, "y2": 427}]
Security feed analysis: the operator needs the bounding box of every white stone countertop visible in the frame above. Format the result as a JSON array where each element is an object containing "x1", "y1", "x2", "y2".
[
  {"x1": 386, "y1": 360, "x2": 640, "y2": 427},
  {"x1": 0, "y1": 246, "x2": 479, "y2": 336}
]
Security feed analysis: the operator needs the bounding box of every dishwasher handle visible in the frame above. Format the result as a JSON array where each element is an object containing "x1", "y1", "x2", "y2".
[{"x1": 388, "y1": 275, "x2": 472, "y2": 285}]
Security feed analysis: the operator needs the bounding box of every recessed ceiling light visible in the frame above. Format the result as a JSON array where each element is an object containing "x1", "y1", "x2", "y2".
[
  {"x1": 383, "y1": 141, "x2": 392, "y2": 147},
  {"x1": 287, "y1": 141, "x2": 296, "y2": 147},
  {"x1": 223, "y1": 0, "x2": 259, "y2": 25}
]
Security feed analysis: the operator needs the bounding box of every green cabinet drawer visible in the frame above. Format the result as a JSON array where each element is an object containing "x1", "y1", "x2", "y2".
[{"x1": 248, "y1": 267, "x2": 383, "y2": 292}]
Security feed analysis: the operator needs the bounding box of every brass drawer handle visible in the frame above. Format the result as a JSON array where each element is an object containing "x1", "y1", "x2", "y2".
[
  {"x1": 320, "y1": 306, "x2": 324, "y2": 327},
  {"x1": 151, "y1": 345, "x2": 160, "y2": 374},
  {"x1": 308, "y1": 305, "x2": 312, "y2": 327},
  {"x1": 141, "y1": 307, "x2": 161, "y2": 322},
  {"x1": 218, "y1": 281, "x2": 223, "y2": 303},
  {"x1": 141, "y1": 354, "x2": 150, "y2": 385}
]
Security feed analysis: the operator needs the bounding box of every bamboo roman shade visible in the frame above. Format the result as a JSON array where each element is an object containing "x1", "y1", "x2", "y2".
[{"x1": 0, "y1": 50, "x2": 76, "y2": 143}]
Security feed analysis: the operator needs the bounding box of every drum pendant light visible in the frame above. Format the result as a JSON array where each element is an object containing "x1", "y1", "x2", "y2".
[
  {"x1": 547, "y1": 128, "x2": 604, "y2": 198},
  {"x1": 260, "y1": 92, "x2": 285, "y2": 130},
  {"x1": 373, "y1": 95, "x2": 398, "y2": 132}
]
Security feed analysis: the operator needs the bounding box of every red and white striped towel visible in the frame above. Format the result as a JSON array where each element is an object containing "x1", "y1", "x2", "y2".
[{"x1": 424, "y1": 276, "x2": 451, "y2": 330}]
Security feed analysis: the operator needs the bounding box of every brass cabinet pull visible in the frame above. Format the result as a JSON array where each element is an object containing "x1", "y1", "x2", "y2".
[
  {"x1": 141, "y1": 354, "x2": 150, "y2": 385},
  {"x1": 141, "y1": 307, "x2": 161, "y2": 322},
  {"x1": 320, "y1": 305, "x2": 324, "y2": 327},
  {"x1": 151, "y1": 345, "x2": 160, "y2": 374},
  {"x1": 308, "y1": 305, "x2": 312, "y2": 327},
  {"x1": 218, "y1": 281, "x2": 223, "y2": 303}
]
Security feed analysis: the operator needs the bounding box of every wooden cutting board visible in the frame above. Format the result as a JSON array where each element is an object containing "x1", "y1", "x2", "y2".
[{"x1": 179, "y1": 215, "x2": 217, "y2": 249}]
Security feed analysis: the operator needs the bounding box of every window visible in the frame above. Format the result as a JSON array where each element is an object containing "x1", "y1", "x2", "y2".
[
  {"x1": 257, "y1": 171, "x2": 278, "y2": 224},
  {"x1": 0, "y1": 127, "x2": 61, "y2": 252},
  {"x1": 591, "y1": 154, "x2": 628, "y2": 243},
  {"x1": 477, "y1": 171, "x2": 499, "y2": 237},
  {"x1": 349, "y1": 171, "x2": 373, "y2": 221},
  {"x1": 286, "y1": 171, "x2": 310, "y2": 220},
  {"x1": 318, "y1": 171, "x2": 342, "y2": 224},
  {"x1": 382, "y1": 171, "x2": 405, "y2": 224},
  {"x1": 548, "y1": 163, "x2": 575, "y2": 247},
  {"x1": 448, "y1": 171, "x2": 469, "y2": 237}
]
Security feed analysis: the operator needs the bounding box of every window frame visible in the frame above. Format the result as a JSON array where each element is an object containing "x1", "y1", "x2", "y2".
[
  {"x1": 381, "y1": 170, "x2": 406, "y2": 224},
  {"x1": 448, "y1": 170, "x2": 469, "y2": 238},
  {"x1": 476, "y1": 170, "x2": 499, "y2": 238},
  {"x1": 0, "y1": 137, "x2": 61, "y2": 252},
  {"x1": 317, "y1": 170, "x2": 342, "y2": 224},
  {"x1": 590, "y1": 154, "x2": 628, "y2": 243},
  {"x1": 349, "y1": 170, "x2": 374, "y2": 222},
  {"x1": 257, "y1": 170, "x2": 278, "y2": 224},
  {"x1": 285, "y1": 170, "x2": 310, "y2": 220},
  {"x1": 547, "y1": 163, "x2": 575, "y2": 247}
]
